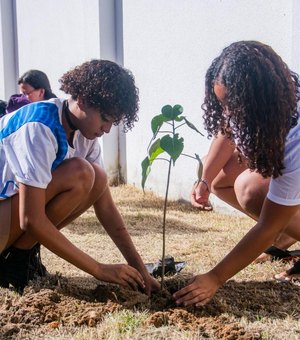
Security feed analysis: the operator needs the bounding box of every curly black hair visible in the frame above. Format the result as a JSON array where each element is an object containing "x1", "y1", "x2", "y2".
[
  {"x1": 202, "y1": 40, "x2": 300, "y2": 178},
  {"x1": 59, "y1": 59, "x2": 139, "y2": 132}
]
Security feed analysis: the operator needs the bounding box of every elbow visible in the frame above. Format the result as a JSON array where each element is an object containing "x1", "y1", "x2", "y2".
[{"x1": 20, "y1": 215, "x2": 40, "y2": 233}]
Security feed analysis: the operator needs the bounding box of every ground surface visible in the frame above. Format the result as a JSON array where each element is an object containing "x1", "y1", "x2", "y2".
[{"x1": 1, "y1": 185, "x2": 300, "y2": 339}]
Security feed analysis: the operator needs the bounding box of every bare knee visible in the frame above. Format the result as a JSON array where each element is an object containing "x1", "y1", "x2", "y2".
[
  {"x1": 72, "y1": 158, "x2": 96, "y2": 193},
  {"x1": 234, "y1": 172, "x2": 268, "y2": 216},
  {"x1": 89, "y1": 163, "x2": 108, "y2": 199},
  {"x1": 48, "y1": 158, "x2": 95, "y2": 200},
  {"x1": 234, "y1": 175, "x2": 254, "y2": 210}
]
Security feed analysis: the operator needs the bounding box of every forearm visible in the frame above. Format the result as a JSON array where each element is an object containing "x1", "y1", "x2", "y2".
[
  {"x1": 211, "y1": 221, "x2": 276, "y2": 285},
  {"x1": 210, "y1": 200, "x2": 299, "y2": 285},
  {"x1": 94, "y1": 195, "x2": 146, "y2": 271},
  {"x1": 202, "y1": 133, "x2": 235, "y2": 183},
  {"x1": 27, "y1": 216, "x2": 100, "y2": 277}
]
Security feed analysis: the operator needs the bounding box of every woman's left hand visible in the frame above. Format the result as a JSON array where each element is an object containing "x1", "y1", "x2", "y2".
[{"x1": 173, "y1": 272, "x2": 220, "y2": 306}]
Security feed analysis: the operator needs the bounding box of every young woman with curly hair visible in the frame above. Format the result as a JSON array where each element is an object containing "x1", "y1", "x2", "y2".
[
  {"x1": 0, "y1": 59, "x2": 159, "y2": 294},
  {"x1": 174, "y1": 41, "x2": 300, "y2": 306}
]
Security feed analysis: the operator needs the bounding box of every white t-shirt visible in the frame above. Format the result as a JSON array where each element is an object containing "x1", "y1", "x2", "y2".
[
  {"x1": 0, "y1": 98, "x2": 103, "y2": 199},
  {"x1": 268, "y1": 112, "x2": 300, "y2": 206}
]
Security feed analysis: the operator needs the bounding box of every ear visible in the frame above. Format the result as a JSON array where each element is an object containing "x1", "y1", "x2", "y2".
[
  {"x1": 77, "y1": 95, "x2": 86, "y2": 110},
  {"x1": 39, "y1": 88, "x2": 45, "y2": 99}
]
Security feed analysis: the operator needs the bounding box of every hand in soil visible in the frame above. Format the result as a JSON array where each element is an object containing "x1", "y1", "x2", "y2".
[
  {"x1": 143, "y1": 274, "x2": 160, "y2": 296},
  {"x1": 190, "y1": 181, "x2": 213, "y2": 211},
  {"x1": 173, "y1": 272, "x2": 220, "y2": 306},
  {"x1": 97, "y1": 263, "x2": 145, "y2": 290}
]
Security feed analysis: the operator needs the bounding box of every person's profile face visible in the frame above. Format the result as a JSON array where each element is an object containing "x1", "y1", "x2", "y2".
[
  {"x1": 76, "y1": 99, "x2": 116, "y2": 140},
  {"x1": 19, "y1": 83, "x2": 44, "y2": 102},
  {"x1": 213, "y1": 83, "x2": 231, "y2": 117}
]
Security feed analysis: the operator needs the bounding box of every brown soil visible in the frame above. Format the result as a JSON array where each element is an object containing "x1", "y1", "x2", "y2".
[
  {"x1": 1, "y1": 185, "x2": 300, "y2": 339},
  {"x1": 0, "y1": 272, "x2": 275, "y2": 339}
]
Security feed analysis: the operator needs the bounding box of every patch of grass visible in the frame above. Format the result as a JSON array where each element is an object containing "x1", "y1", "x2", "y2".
[{"x1": 1, "y1": 184, "x2": 300, "y2": 339}]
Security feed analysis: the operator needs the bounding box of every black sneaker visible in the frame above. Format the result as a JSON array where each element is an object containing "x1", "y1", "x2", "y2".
[
  {"x1": 0, "y1": 243, "x2": 48, "y2": 292},
  {"x1": 28, "y1": 243, "x2": 48, "y2": 278},
  {"x1": 0, "y1": 252, "x2": 9, "y2": 288}
]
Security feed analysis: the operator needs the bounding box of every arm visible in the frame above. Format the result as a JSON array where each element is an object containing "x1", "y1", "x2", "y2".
[
  {"x1": 191, "y1": 132, "x2": 236, "y2": 208},
  {"x1": 93, "y1": 186, "x2": 160, "y2": 294},
  {"x1": 19, "y1": 183, "x2": 145, "y2": 290},
  {"x1": 174, "y1": 198, "x2": 299, "y2": 306}
]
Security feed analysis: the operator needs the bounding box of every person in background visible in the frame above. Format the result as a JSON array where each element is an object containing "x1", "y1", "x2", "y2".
[
  {"x1": 174, "y1": 41, "x2": 300, "y2": 306},
  {"x1": 0, "y1": 59, "x2": 159, "y2": 294},
  {"x1": 0, "y1": 100, "x2": 7, "y2": 118},
  {"x1": 6, "y1": 69, "x2": 57, "y2": 114},
  {"x1": 18, "y1": 69, "x2": 56, "y2": 102}
]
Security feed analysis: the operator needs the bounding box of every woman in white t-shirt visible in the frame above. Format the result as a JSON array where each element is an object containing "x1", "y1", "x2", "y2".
[
  {"x1": 0, "y1": 59, "x2": 159, "y2": 294},
  {"x1": 174, "y1": 41, "x2": 300, "y2": 307}
]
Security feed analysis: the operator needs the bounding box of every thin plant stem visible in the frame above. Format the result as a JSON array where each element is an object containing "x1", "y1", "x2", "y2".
[
  {"x1": 161, "y1": 157, "x2": 172, "y2": 289},
  {"x1": 181, "y1": 153, "x2": 197, "y2": 160}
]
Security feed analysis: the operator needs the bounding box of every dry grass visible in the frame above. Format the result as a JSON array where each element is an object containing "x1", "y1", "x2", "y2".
[{"x1": 1, "y1": 184, "x2": 300, "y2": 339}]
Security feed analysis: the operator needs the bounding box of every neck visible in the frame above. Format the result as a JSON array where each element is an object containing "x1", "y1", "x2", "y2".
[{"x1": 63, "y1": 99, "x2": 78, "y2": 132}]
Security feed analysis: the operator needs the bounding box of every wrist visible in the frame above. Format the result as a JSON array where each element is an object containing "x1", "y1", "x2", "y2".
[
  {"x1": 195, "y1": 178, "x2": 210, "y2": 192},
  {"x1": 209, "y1": 268, "x2": 227, "y2": 287},
  {"x1": 93, "y1": 262, "x2": 105, "y2": 280}
]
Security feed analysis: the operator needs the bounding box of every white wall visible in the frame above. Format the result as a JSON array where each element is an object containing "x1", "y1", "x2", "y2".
[
  {"x1": 15, "y1": 0, "x2": 100, "y2": 98},
  {"x1": 122, "y1": 0, "x2": 298, "y2": 211},
  {"x1": 0, "y1": 0, "x2": 299, "y2": 212}
]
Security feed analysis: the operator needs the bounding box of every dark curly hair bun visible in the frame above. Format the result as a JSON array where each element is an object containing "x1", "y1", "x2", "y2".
[{"x1": 60, "y1": 59, "x2": 139, "y2": 131}]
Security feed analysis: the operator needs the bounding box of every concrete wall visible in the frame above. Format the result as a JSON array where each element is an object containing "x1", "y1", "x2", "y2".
[
  {"x1": 0, "y1": 0, "x2": 299, "y2": 212},
  {"x1": 122, "y1": 0, "x2": 299, "y2": 211}
]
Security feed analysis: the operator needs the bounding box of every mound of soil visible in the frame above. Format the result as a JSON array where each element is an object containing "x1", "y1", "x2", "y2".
[{"x1": 0, "y1": 273, "x2": 262, "y2": 339}]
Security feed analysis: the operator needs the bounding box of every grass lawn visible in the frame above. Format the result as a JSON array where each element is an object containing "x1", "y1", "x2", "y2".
[{"x1": 1, "y1": 184, "x2": 300, "y2": 339}]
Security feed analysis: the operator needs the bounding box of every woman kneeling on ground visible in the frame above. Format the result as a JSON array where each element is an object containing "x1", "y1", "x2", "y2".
[
  {"x1": 0, "y1": 59, "x2": 159, "y2": 294},
  {"x1": 174, "y1": 40, "x2": 300, "y2": 306}
]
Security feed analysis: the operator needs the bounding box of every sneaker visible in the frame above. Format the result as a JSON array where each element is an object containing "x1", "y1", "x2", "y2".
[
  {"x1": 28, "y1": 243, "x2": 48, "y2": 278},
  {"x1": 0, "y1": 243, "x2": 48, "y2": 292},
  {"x1": 0, "y1": 253, "x2": 9, "y2": 288}
]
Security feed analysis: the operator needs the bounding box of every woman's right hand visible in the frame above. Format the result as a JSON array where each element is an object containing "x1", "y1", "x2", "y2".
[
  {"x1": 95, "y1": 263, "x2": 146, "y2": 290},
  {"x1": 190, "y1": 180, "x2": 213, "y2": 211}
]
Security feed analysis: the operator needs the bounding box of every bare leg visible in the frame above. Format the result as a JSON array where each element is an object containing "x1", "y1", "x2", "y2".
[
  {"x1": 210, "y1": 151, "x2": 248, "y2": 212},
  {"x1": 6, "y1": 157, "x2": 101, "y2": 249},
  {"x1": 211, "y1": 154, "x2": 299, "y2": 259}
]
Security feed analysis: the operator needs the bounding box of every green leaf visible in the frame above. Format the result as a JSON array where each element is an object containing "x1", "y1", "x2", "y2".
[
  {"x1": 151, "y1": 114, "x2": 165, "y2": 136},
  {"x1": 195, "y1": 154, "x2": 203, "y2": 179},
  {"x1": 183, "y1": 117, "x2": 204, "y2": 135},
  {"x1": 141, "y1": 156, "x2": 151, "y2": 190},
  {"x1": 161, "y1": 104, "x2": 183, "y2": 121},
  {"x1": 160, "y1": 134, "x2": 184, "y2": 165},
  {"x1": 174, "y1": 116, "x2": 184, "y2": 122},
  {"x1": 173, "y1": 104, "x2": 184, "y2": 116},
  {"x1": 149, "y1": 139, "x2": 164, "y2": 163},
  {"x1": 161, "y1": 105, "x2": 173, "y2": 120}
]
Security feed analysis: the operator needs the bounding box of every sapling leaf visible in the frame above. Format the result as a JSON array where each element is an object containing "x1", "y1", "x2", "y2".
[
  {"x1": 161, "y1": 104, "x2": 183, "y2": 121},
  {"x1": 151, "y1": 114, "x2": 165, "y2": 136},
  {"x1": 149, "y1": 138, "x2": 164, "y2": 162},
  {"x1": 195, "y1": 153, "x2": 203, "y2": 179},
  {"x1": 160, "y1": 134, "x2": 184, "y2": 165},
  {"x1": 183, "y1": 117, "x2": 204, "y2": 135},
  {"x1": 161, "y1": 105, "x2": 173, "y2": 120},
  {"x1": 141, "y1": 156, "x2": 151, "y2": 190},
  {"x1": 172, "y1": 104, "x2": 184, "y2": 116}
]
